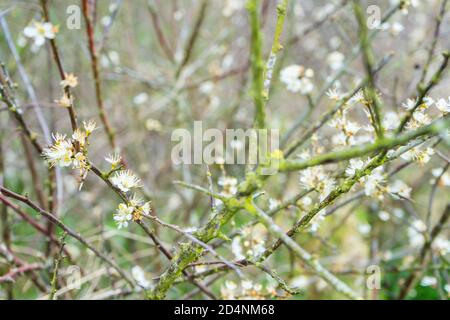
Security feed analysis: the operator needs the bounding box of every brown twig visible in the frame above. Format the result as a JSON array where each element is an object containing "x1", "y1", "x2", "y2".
[{"x1": 82, "y1": 0, "x2": 118, "y2": 150}]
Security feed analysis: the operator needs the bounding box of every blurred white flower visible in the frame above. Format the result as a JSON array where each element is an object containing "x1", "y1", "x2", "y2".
[
  {"x1": 326, "y1": 87, "x2": 343, "y2": 101},
  {"x1": 280, "y1": 65, "x2": 314, "y2": 94},
  {"x1": 23, "y1": 21, "x2": 57, "y2": 47},
  {"x1": 241, "y1": 280, "x2": 253, "y2": 291},
  {"x1": 222, "y1": 0, "x2": 245, "y2": 17},
  {"x1": 218, "y1": 176, "x2": 238, "y2": 197},
  {"x1": 387, "y1": 180, "x2": 412, "y2": 199},
  {"x1": 145, "y1": 118, "x2": 163, "y2": 132},
  {"x1": 363, "y1": 167, "x2": 385, "y2": 199},
  {"x1": 378, "y1": 211, "x2": 390, "y2": 221},
  {"x1": 231, "y1": 236, "x2": 245, "y2": 260},
  {"x1": 55, "y1": 93, "x2": 72, "y2": 108},
  {"x1": 133, "y1": 92, "x2": 149, "y2": 105},
  {"x1": 358, "y1": 223, "x2": 371, "y2": 235},
  {"x1": 350, "y1": 90, "x2": 365, "y2": 104},
  {"x1": 301, "y1": 196, "x2": 312, "y2": 207},
  {"x1": 431, "y1": 168, "x2": 450, "y2": 187},
  {"x1": 435, "y1": 98, "x2": 450, "y2": 114},
  {"x1": 411, "y1": 111, "x2": 431, "y2": 126},
  {"x1": 327, "y1": 51, "x2": 345, "y2": 70},
  {"x1": 383, "y1": 111, "x2": 400, "y2": 130},
  {"x1": 408, "y1": 225, "x2": 424, "y2": 247},
  {"x1": 268, "y1": 198, "x2": 280, "y2": 211},
  {"x1": 401, "y1": 147, "x2": 434, "y2": 165},
  {"x1": 199, "y1": 81, "x2": 214, "y2": 94},
  {"x1": 432, "y1": 237, "x2": 450, "y2": 255},
  {"x1": 221, "y1": 281, "x2": 238, "y2": 299},
  {"x1": 402, "y1": 98, "x2": 417, "y2": 110},
  {"x1": 420, "y1": 276, "x2": 437, "y2": 287},
  {"x1": 291, "y1": 276, "x2": 310, "y2": 289},
  {"x1": 390, "y1": 22, "x2": 404, "y2": 36},
  {"x1": 131, "y1": 266, "x2": 151, "y2": 289},
  {"x1": 345, "y1": 159, "x2": 365, "y2": 177},
  {"x1": 60, "y1": 73, "x2": 78, "y2": 88},
  {"x1": 412, "y1": 219, "x2": 427, "y2": 232},
  {"x1": 423, "y1": 96, "x2": 434, "y2": 107}
]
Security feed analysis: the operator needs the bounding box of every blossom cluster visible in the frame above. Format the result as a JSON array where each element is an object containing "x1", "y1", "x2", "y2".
[
  {"x1": 107, "y1": 159, "x2": 151, "y2": 229},
  {"x1": 42, "y1": 120, "x2": 97, "y2": 185}
]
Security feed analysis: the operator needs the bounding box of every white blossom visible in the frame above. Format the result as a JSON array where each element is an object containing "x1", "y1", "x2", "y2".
[
  {"x1": 114, "y1": 203, "x2": 133, "y2": 229},
  {"x1": 401, "y1": 147, "x2": 434, "y2": 165},
  {"x1": 23, "y1": 21, "x2": 57, "y2": 47},
  {"x1": 363, "y1": 167, "x2": 385, "y2": 199},
  {"x1": 345, "y1": 159, "x2": 365, "y2": 177},
  {"x1": 111, "y1": 170, "x2": 142, "y2": 192},
  {"x1": 42, "y1": 134, "x2": 74, "y2": 167},
  {"x1": 402, "y1": 98, "x2": 416, "y2": 111},
  {"x1": 387, "y1": 180, "x2": 412, "y2": 199},
  {"x1": 435, "y1": 98, "x2": 450, "y2": 114}
]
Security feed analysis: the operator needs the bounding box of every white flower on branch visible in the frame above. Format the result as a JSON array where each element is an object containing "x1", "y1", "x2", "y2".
[
  {"x1": 345, "y1": 159, "x2": 365, "y2": 177},
  {"x1": 114, "y1": 203, "x2": 134, "y2": 229},
  {"x1": 402, "y1": 98, "x2": 417, "y2": 111},
  {"x1": 23, "y1": 21, "x2": 57, "y2": 47},
  {"x1": 72, "y1": 129, "x2": 87, "y2": 148},
  {"x1": 401, "y1": 146, "x2": 434, "y2": 165},
  {"x1": 350, "y1": 90, "x2": 365, "y2": 104},
  {"x1": 111, "y1": 170, "x2": 142, "y2": 193},
  {"x1": 83, "y1": 120, "x2": 97, "y2": 136},
  {"x1": 299, "y1": 167, "x2": 335, "y2": 201},
  {"x1": 43, "y1": 134, "x2": 73, "y2": 168},
  {"x1": 60, "y1": 73, "x2": 78, "y2": 88},
  {"x1": 105, "y1": 153, "x2": 122, "y2": 169},
  {"x1": 326, "y1": 87, "x2": 343, "y2": 101},
  {"x1": 55, "y1": 93, "x2": 72, "y2": 108},
  {"x1": 363, "y1": 167, "x2": 385, "y2": 199}
]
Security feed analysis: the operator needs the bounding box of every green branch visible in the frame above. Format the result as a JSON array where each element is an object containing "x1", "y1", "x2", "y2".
[{"x1": 248, "y1": 0, "x2": 266, "y2": 129}]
